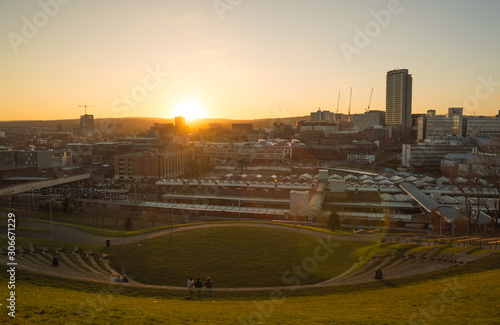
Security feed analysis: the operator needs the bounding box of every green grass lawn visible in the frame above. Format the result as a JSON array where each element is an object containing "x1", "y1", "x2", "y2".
[
  {"x1": 1, "y1": 261, "x2": 499, "y2": 324},
  {"x1": 107, "y1": 226, "x2": 371, "y2": 288},
  {"x1": 0, "y1": 223, "x2": 50, "y2": 233},
  {"x1": 2, "y1": 219, "x2": 499, "y2": 324}
]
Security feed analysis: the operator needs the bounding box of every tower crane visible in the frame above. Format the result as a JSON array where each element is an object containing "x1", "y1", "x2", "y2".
[
  {"x1": 336, "y1": 91, "x2": 341, "y2": 119},
  {"x1": 366, "y1": 87, "x2": 374, "y2": 113},
  {"x1": 348, "y1": 87, "x2": 352, "y2": 122},
  {"x1": 79, "y1": 104, "x2": 96, "y2": 115}
]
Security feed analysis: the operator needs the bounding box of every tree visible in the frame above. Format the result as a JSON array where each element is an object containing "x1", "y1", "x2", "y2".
[
  {"x1": 450, "y1": 175, "x2": 478, "y2": 236},
  {"x1": 327, "y1": 209, "x2": 341, "y2": 230},
  {"x1": 66, "y1": 203, "x2": 76, "y2": 214},
  {"x1": 384, "y1": 213, "x2": 394, "y2": 232},
  {"x1": 124, "y1": 217, "x2": 134, "y2": 231},
  {"x1": 429, "y1": 208, "x2": 451, "y2": 235},
  {"x1": 62, "y1": 197, "x2": 78, "y2": 213},
  {"x1": 474, "y1": 153, "x2": 500, "y2": 235}
]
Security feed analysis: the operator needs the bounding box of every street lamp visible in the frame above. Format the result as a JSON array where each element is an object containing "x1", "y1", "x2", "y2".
[{"x1": 49, "y1": 200, "x2": 54, "y2": 240}]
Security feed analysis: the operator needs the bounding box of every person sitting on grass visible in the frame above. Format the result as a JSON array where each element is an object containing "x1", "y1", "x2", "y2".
[
  {"x1": 204, "y1": 277, "x2": 213, "y2": 298},
  {"x1": 194, "y1": 278, "x2": 203, "y2": 299},
  {"x1": 110, "y1": 273, "x2": 117, "y2": 281},
  {"x1": 115, "y1": 275, "x2": 122, "y2": 282},
  {"x1": 187, "y1": 277, "x2": 194, "y2": 299},
  {"x1": 122, "y1": 275, "x2": 129, "y2": 283},
  {"x1": 374, "y1": 267, "x2": 383, "y2": 280},
  {"x1": 52, "y1": 256, "x2": 59, "y2": 267}
]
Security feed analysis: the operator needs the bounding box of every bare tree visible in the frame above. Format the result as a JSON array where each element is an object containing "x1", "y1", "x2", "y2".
[
  {"x1": 474, "y1": 153, "x2": 500, "y2": 235},
  {"x1": 450, "y1": 176, "x2": 476, "y2": 236}
]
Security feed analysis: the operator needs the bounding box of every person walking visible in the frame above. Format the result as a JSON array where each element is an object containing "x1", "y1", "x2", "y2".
[
  {"x1": 187, "y1": 277, "x2": 194, "y2": 299},
  {"x1": 194, "y1": 278, "x2": 203, "y2": 299},
  {"x1": 204, "y1": 277, "x2": 213, "y2": 298}
]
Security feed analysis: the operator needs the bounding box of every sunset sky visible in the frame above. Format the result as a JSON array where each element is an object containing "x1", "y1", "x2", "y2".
[{"x1": 1, "y1": 0, "x2": 500, "y2": 121}]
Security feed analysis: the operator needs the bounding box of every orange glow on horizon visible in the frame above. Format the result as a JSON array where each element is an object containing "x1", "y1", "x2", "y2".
[{"x1": 171, "y1": 99, "x2": 208, "y2": 121}]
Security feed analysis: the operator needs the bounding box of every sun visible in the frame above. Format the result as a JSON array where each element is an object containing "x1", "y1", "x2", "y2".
[{"x1": 171, "y1": 99, "x2": 207, "y2": 121}]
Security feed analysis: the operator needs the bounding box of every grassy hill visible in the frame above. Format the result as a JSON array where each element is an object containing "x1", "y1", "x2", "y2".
[
  {"x1": 1, "y1": 256, "x2": 499, "y2": 324},
  {"x1": 1, "y1": 222, "x2": 499, "y2": 324},
  {"x1": 107, "y1": 226, "x2": 370, "y2": 287}
]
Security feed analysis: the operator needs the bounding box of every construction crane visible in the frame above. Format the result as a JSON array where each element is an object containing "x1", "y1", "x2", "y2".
[
  {"x1": 366, "y1": 87, "x2": 374, "y2": 113},
  {"x1": 79, "y1": 104, "x2": 95, "y2": 115},
  {"x1": 348, "y1": 87, "x2": 352, "y2": 122},
  {"x1": 335, "y1": 91, "x2": 340, "y2": 116}
]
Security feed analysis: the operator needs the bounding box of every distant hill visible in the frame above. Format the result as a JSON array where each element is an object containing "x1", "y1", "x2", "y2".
[{"x1": 0, "y1": 116, "x2": 309, "y2": 132}]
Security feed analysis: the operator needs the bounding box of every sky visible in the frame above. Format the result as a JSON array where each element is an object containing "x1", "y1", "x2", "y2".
[{"x1": 1, "y1": 0, "x2": 500, "y2": 121}]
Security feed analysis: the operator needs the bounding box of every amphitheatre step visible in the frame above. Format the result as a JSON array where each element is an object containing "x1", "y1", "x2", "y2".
[
  {"x1": 383, "y1": 256, "x2": 408, "y2": 270},
  {"x1": 73, "y1": 252, "x2": 104, "y2": 276},
  {"x1": 0, "y1": 255, "x2": 52, "y2": 275},
  {"x1": 422, "y1": 247, "x2": 440, "y2": 260},
  {"x1": 102, "y1": 259, "x2": 137, "y2": 284},
  {"x1": 101, "y1": 258, "x2": 119, "y2": 275},
  {"x1": 358, "y1": 255, "x2": 394, "y2": 278},
  {"x1": 33, "y1": 253, "x2": 55, "y2": 266},
  {"x1": 386, "y1": 261, "x2": 451, "y2": 279},
  {"x1": 343, "y1": 257, "x2": 378, "y2": 279},
  {"x1": 28, "y1": 242, "x2": 36, "y2": 254},
  {"x1": 383, "y1": 249, "x2": 426, "y2": 271},
  {"x1": 1, "y1": 254, "x2": 107, "y2": 283},
  {"x1": 386, "y1": 256, "x2": 421, "y2": 273},
  {"x1": 44, "y1": 252, "x2": 86, "y2": 276},
  {"x1": 59, "y1": 252, "x2": 89, "y2": 274},
  {"x1": 88, "y1": 254, "x2": 109, "y2": 275},
  {"x1": 16, "y1": 254, "x2": 85, "y2": 278},
  {"x1": 24, "y1": 254, "x2": 52, "y2": 268}
]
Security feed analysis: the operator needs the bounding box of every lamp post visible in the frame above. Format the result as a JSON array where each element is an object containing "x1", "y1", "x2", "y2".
[{"x1": 49, "y1": 200, "x2": 54, "y2": 240}]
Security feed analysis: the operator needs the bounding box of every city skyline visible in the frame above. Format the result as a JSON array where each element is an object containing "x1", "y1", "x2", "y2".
[{"x1": 1, "y1": 0, "x2": 500, "y2": 121}]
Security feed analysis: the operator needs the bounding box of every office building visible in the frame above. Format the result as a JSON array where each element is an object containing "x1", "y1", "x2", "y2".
[
  {"x1": 447, "y1": 107, "x2": 463, "y2": 118},
  {"x1": 80, "y1": 114, "x2": 94, "y2": 135},
  {"x1": 114, "y1": 150, "x2": 190, "y2": 180},
  {"x1": 310, "y1": 109, "x2": 335, "y2": 122},
  {"x1": 453, "y1": 115, "x2": 500, "y2": 137},
  {"x1": 386, "y1": 69, "x2": 412, "y2": 139},
  {"x1": 351, "y1": 110, "x2": 385, "y2": 130},
  {"x1": 402, "y1": 138, "x2": 477, "y2": 168},
  {"x1": 175, "y1": 116, "x2": 186, "y2": 132}
]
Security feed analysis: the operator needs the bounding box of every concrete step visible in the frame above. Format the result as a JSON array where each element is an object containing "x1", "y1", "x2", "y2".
[
  {"x1": 59, "y1": 252, "x2": 88, "y2": 274},
  {"x1": 74, "y1": 253, "x2": 104, "y2": 276},
  {"x1": 88, "y1": 254, "x2": 109, "y2": 275}
]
